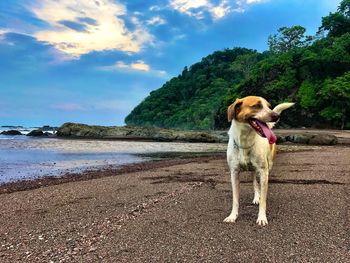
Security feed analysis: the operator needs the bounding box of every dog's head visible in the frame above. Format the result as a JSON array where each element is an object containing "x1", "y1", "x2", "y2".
[{"x1": 228, "y1": 96, "x2": 279, "y2": 144}]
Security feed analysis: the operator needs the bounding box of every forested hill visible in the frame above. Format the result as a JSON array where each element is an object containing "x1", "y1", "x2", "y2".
[
  {"x1": 126, "y1": 48, "x2": 266, "y2": 129},
  {"x1": 125, "y1": 0, "x2": 350, "y2": 130}
]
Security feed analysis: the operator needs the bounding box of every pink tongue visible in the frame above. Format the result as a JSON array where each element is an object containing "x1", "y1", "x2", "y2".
[{"x1": 255, "y1": 120, "x2": 277, "y2": 144}]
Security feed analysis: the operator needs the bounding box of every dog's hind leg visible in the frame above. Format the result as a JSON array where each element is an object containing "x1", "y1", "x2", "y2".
[
  {"x1": 224, "y1": 168, "x2": 240, "y2": 223},
  {"x1": 252, "y1": 174, "x2": 260, "y2": 205}
]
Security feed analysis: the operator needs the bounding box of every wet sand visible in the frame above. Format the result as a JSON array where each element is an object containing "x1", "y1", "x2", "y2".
[{"x1": 0, "y1": 146, "x2": 349, "y2": 262}]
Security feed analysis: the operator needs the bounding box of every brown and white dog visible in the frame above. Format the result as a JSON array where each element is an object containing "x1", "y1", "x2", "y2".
[{"x1": 224, "y1": 96, "x2": 294, "y2": 226}]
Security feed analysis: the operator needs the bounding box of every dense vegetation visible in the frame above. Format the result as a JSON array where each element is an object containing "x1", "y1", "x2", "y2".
[{"x1": 125, "y1": 0, "x2": 350, "y2": 130}]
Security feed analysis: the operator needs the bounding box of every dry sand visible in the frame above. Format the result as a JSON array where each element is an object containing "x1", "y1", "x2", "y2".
[{"x1": 0, "y1": 146, "x2": 349, "y2": 262}]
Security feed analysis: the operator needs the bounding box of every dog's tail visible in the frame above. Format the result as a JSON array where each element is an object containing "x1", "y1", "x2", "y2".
[{"x1": 268, "y1": 102, "x2": 295, "y2": 128}]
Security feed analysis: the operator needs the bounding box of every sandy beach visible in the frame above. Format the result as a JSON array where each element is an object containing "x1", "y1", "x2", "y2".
[{"x1": 0, "y1": 145, "x2": 349, "y2": 262}]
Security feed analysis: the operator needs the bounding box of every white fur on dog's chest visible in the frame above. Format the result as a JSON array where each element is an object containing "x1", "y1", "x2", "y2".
[
  {"x1": 237, "y1": 149, "x2": 254, "y2": 170},
  {"x1": 227, "y1": 127, "x2": 268, "y2": 172},
  {"x1": 231, "y1": 145, "x2": 265, "y2": 172}
]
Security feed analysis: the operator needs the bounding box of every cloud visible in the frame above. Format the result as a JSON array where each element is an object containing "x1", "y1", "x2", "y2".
[
  {"x1": 98, "y1": 60, "x2": 167, "y2": 77},
  {"x1": 28, "y1": 0, "x2": 153, "y2": 57},
  {"x1": 52, "y1": 100, "x2": 138, "y2": 113},
  {"x1": 129, "y1": 60, "x2": 150, "y2": 71},
  {"x1": 246, "y1": 0, "x2": 265, "y2": 4},
  {"x1": 0, "y1": 32, "x2": 76, "y2": 67},
  {"x1": 52, "y1": 103, "x2": 85, "y2": 111},
  {"x1": 149, "y1": 5, "x2": 162, "y2": 11},
  {"x1": 147, "y1": 16, "x2": 167, "y2": 26},
  {"x1": 211, "y1": 1, "x2": 232, "y2": 20},
  {"x1": 237, "y1": 0, "x2": 269, "y2": 6},
  {"x1": 169, "y1": 0, "x2": 269, "y2": 20},
  {"x1": 50, "y1": 100, "x2": 137, "y2": 117},
  {"x1": 0, "y1": 29, "x2": 8, "y2": 41},
  {"x1": 169, "y1": 0, "x2": 210, "y2": 19},
  {"x1": 111, "y1": 60, "x2": 150, "y2": 72},
  {"x1": 92, "y1": 100, "x2": 135, "y2": 112}
]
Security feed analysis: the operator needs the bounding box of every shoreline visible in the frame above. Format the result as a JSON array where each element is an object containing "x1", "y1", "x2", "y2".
[
  {"x1": 0, "y1": 144, "x2": 331, "y2": 195},
  {"x1": 0, "y1": 152, "x2": 226, "y2": 195},
  {"x1": 0, "y1": 137, "x2": 228, "y2": 185}
]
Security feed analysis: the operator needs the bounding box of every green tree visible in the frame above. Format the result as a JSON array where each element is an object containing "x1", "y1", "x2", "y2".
[
  {"x1": 319, "y1": 72, "x2": 350, "y2": 129},
  {"x1": 230, "y1": 52, "x2": 259, "y2": 80},
  {"x1": 297, "y1": 80, "x2": 318, "y2": 108},
  {"x1": 268, "y1": 26, "x2": 312, "y2": 53},
  {"x1": 319, "y1": 0, "x2": 350, "y2": 37}
]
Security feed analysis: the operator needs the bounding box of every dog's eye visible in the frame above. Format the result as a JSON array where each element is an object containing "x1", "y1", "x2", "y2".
[{"x1": 252, "y1": 103, "x2": 262, "y2": 109}]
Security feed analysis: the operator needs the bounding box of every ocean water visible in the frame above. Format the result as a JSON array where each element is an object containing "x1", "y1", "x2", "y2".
[{"x1": 0, "y1": 132, "x2": 226, "y2": 183}]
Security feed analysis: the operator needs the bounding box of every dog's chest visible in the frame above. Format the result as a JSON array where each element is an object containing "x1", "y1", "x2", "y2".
[{"x1": 237, "y1": 150, "x2": 255, "y2": 170}]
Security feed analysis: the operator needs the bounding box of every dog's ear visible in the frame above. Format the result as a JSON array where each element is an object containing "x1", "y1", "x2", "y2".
[{"x1": 228, "y1": 98, "x2": 243, "y2": 122}]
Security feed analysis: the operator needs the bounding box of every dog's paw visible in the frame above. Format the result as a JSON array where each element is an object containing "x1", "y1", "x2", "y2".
[
  {"x1": 256, "y1": 216, "x2": 268, "y2": 226},
  {"x1": 223, "y1": 214, "x2": 237, "y2": 223},
  {"x1": 252, "y1": 196, "x2": 260, "y2": 205}
]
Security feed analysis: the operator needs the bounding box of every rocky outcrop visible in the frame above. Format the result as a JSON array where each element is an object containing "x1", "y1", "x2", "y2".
[
  {"x1": 26, "y1": 130, "x2": 55, "y2": 137},
  {"x1": 308, "y1": 134, "x2": 338, "y2": 145},
  {"x1": 0, "y1": 130, "x2": 22, "y2": 135},
  {"x1": 56, "y1": 123, "x2": 339, "y2": 145},
  {"x1": 56, "y1": 123, "x2": 222, "y2": 143},
  {"x1": 280, "y1": 133, "x2": 338, "y2": 145},
  {"x1": 27, "y1": 130, "x2": 45, "y2": 137}
]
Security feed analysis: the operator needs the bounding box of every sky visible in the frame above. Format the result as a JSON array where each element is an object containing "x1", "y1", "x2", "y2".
[{"x1": 0, "y1": 0, "x2": 341, "y2": 127}]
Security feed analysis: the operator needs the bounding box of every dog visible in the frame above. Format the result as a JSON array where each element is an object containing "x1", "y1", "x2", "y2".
[{"x1": 224, "y1": 96, "x2": 294, "y2": 226}]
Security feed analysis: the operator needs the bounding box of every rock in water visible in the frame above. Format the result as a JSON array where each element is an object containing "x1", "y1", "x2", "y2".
[
  {"x1": 0, "y1": 130, "x2": 22, "y2": 135},
  {"x1": 27, "y1": 130, "x2": 44, "y2": 137}
]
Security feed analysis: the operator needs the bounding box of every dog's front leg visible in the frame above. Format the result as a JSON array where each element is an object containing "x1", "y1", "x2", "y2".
[
  {"x1": 224, "y1": 167, "x2": 240, "y2": 223},
  {"x1": 256, "y1": 168, "x2": 269, "y2": 226},
  {"x1": 252, "y1": 175, "x2": 260, "y2": 204}
]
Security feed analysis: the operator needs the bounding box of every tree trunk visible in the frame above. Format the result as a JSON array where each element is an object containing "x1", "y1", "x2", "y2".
[{"x1": 341, "y1": 115, "x2": 345, "y2": 130}]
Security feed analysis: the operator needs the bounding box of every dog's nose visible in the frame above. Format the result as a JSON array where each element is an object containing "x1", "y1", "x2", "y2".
[{"x1": 270, "y1": 112, "x2": 280, "y2": 122}]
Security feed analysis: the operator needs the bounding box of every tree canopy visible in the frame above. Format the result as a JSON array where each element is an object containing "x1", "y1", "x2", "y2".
[
  {"x1": 319, "y1": 0, "x2": 350, "y2": 37},
  {"x1": 268, "y1": 26, "x2": 312, "y2": 53}
]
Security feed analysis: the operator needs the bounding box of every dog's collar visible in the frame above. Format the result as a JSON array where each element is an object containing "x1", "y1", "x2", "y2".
[{"x1": 233, "y1": 139, "x2": 255, "y2": 149}]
